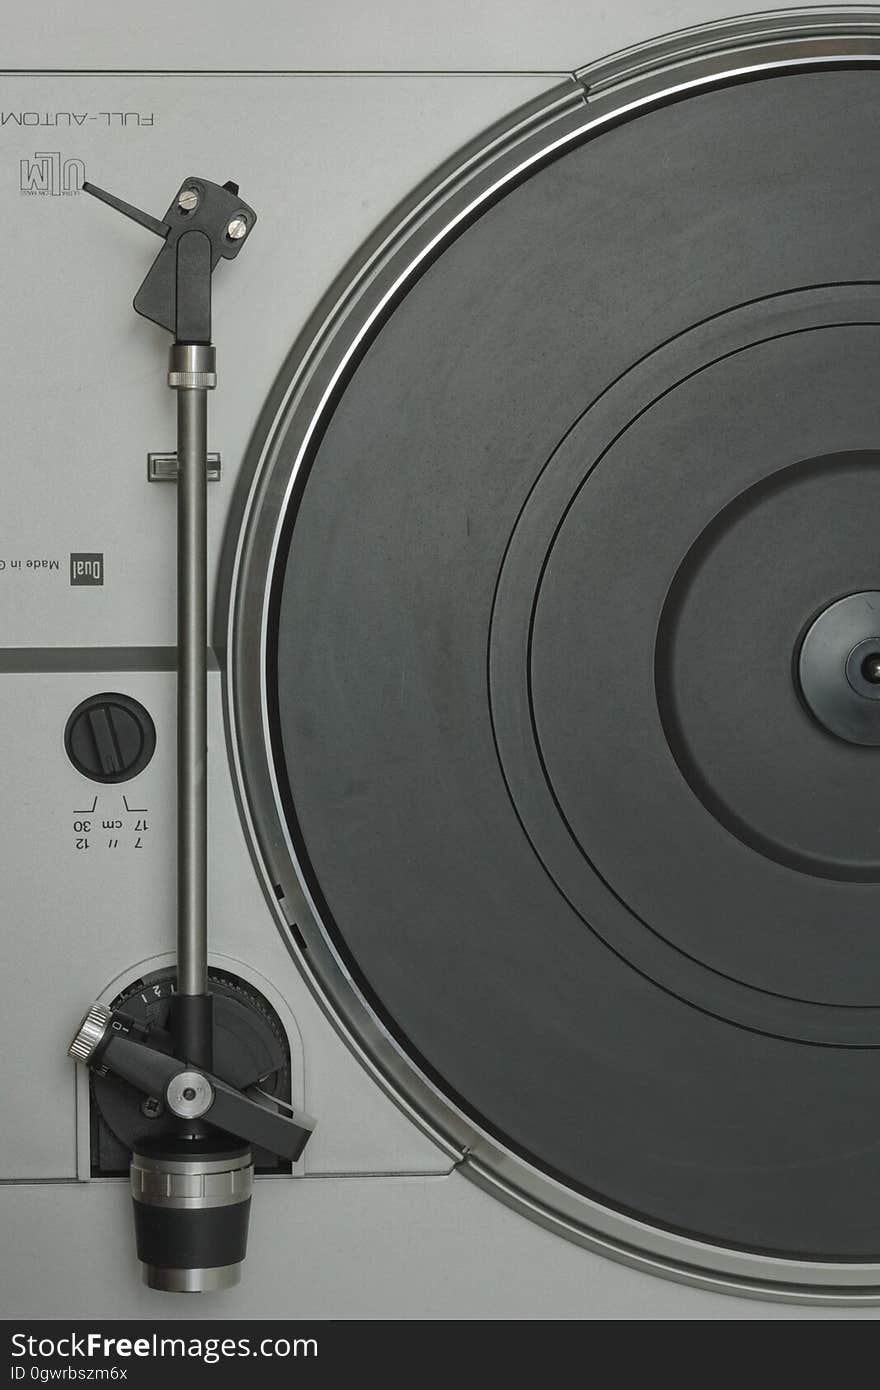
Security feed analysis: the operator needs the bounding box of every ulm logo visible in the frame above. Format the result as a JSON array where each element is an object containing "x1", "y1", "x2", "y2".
[{"x1": 20, "y1": 151, "x2": 85, "y2": 196}]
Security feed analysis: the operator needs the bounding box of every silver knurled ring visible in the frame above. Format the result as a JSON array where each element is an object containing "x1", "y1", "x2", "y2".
[
  {"x1": 68, "y1": 1003, "x2": 112, "y2": 1062},
  {"x1": 167, "y1": 369, "x2": 217, "y2": 389}
]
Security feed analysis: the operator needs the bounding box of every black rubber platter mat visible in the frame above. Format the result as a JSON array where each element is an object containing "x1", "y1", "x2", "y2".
[{"x1": 268, "y1": 69, "x2": 880, "y2": 1258}]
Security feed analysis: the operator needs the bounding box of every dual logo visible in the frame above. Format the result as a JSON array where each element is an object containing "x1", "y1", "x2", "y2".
[{"x1": 70, "y1": 553, "x2": 103, "y2": 586}]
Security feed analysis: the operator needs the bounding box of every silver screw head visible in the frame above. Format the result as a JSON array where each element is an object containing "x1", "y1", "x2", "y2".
[
  {"x1": 166, "y1": 1069, "x2": 214, "y2": 1120},
  {"x1": 177, "y1": 186, "x2": 199, "y2": 213},
  {"x1": 226, "y1": 214, "x2": 248, "y2": 241}
]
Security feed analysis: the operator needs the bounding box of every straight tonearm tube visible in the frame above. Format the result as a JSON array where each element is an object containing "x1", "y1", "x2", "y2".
[{"x1": 67, "y1": 176, "x2": 315, "y2": 1293}]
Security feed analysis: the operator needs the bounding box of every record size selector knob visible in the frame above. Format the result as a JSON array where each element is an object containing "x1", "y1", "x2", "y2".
[{"x1": 64, "y1": 692, "x2": 156, "y2": 783}]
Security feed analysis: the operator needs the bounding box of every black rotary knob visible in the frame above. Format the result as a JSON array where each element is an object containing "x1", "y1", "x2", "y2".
[{"x1": 64, "y1": 692, "x2": 156, "y2": 783}]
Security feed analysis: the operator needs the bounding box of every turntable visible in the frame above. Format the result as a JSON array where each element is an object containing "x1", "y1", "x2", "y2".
[{"x1": 5, "y1": 2, "x2": 880, "y2": 1318}]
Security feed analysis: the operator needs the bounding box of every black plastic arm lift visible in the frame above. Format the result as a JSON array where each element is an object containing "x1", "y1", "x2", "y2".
[{"x1": 90, "y1": 1009, "x2": 314, "y2": 1162}]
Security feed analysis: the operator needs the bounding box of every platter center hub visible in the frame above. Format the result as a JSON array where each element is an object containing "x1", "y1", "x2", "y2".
[{"x1": 800, "y1": 591, "x2": 880, "y2": 741}]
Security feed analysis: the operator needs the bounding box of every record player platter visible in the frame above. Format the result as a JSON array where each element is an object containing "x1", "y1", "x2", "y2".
[{"x1": 229, "y1": 42, "x2": 880, "y2": 1286}]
